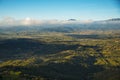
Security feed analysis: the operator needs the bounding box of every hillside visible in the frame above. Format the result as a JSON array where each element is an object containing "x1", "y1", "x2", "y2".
[{"x1": 0, "y1": 18, "x2": 120, "y2": 80}]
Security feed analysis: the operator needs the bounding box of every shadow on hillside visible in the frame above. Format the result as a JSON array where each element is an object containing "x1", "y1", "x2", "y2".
[
  {"x1": 0, "y1": 55, "x2": 104, "y2": 80},
  {"x1": 0, "y1": 38, "x2": 80, "y2": 59},
  {"x1": 67, "y1": 34, "x2": 111, "y2": 39}
]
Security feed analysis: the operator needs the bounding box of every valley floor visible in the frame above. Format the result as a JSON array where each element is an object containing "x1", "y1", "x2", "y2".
[{"x1": 0, "y1": 31, "x2": 120, "y2": 80}]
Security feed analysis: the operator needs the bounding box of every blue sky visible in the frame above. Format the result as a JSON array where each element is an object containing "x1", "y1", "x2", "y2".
[{"x1": 0, "y1": 0, "x2": 119, "y2": 20}]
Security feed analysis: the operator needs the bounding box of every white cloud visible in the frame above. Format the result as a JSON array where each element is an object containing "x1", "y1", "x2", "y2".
[
  {"x1": 0, "y1": 17, "x2": 93, "y2": 27},
  {"x1": 0, "y1": 17, "x2": 15, "y2": 26}
]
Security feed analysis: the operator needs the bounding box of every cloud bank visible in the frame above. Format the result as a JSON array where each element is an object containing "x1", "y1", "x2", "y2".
[{"x1": 0, "y1": 17, "x2": 93, "y2": 27}]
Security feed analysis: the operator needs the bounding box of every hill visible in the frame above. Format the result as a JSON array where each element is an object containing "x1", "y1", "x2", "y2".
[{"x1": 0, "y1": 18, "x2": 120, "y2": 80}]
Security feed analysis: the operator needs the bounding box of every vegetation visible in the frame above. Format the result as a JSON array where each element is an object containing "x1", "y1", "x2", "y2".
[{"x1": 0, "y1": 30, "x2": 120, "y2": 80}]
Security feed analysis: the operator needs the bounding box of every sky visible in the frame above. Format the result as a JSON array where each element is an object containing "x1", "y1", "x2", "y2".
[{"x1": 0, "y1": 0, "x2": 120, "y2": 20}]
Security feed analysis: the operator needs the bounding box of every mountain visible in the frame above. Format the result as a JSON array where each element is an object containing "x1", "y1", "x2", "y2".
[
  {"x1": 68, "y1": 19, "x2": 77, "y2": 21},
  {"x1": 0, "y1": 18, "x2": 120, "y2": 80},
  {"x1": 107, "y1": 18, "x2": 120, "y2": 21},
  {"x1": 0, "y1": 18, "x2": 120, "y2": 33}
]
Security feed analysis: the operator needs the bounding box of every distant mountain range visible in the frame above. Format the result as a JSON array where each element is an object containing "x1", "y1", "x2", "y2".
[
  {"x1": 107, "y1": 18, "x2": 120, "y2": 21},
  {"x1": 0, "y1": 18, "x2": 120, "y2": 33}
]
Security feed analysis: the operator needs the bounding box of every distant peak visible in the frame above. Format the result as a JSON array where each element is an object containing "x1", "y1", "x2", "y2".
[
  {"x1": 68, "y1": 19, "x2": 77, "y2": 21},
  {"x1": 107, "y1": 18, "x2": 120, "y2": 21}
]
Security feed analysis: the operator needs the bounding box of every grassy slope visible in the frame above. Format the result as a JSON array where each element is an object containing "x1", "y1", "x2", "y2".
[{"x1": 0, "y1": 30, "x2": 120, "y2": 80}]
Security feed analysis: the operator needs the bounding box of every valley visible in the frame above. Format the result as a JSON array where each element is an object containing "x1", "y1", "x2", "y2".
[{"x1": 0, "y1": 29, "x2": 120, "y2": 80}]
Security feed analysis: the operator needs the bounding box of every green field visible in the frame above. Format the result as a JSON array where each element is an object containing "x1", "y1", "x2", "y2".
[{"x1": 0, "y1": 30, "x2": 120, "y2": 80}]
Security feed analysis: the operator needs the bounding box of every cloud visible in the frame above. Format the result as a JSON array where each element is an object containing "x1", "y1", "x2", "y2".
[
  {"x1": 0, "y1": 17, "x2": 41, "y2": 27},
  {"x1": 0, "y1": 17, "x2": 93, "y2": 27},
  {"x1": 0, "y1": 17, "x2": 16, "y2": 26}
]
